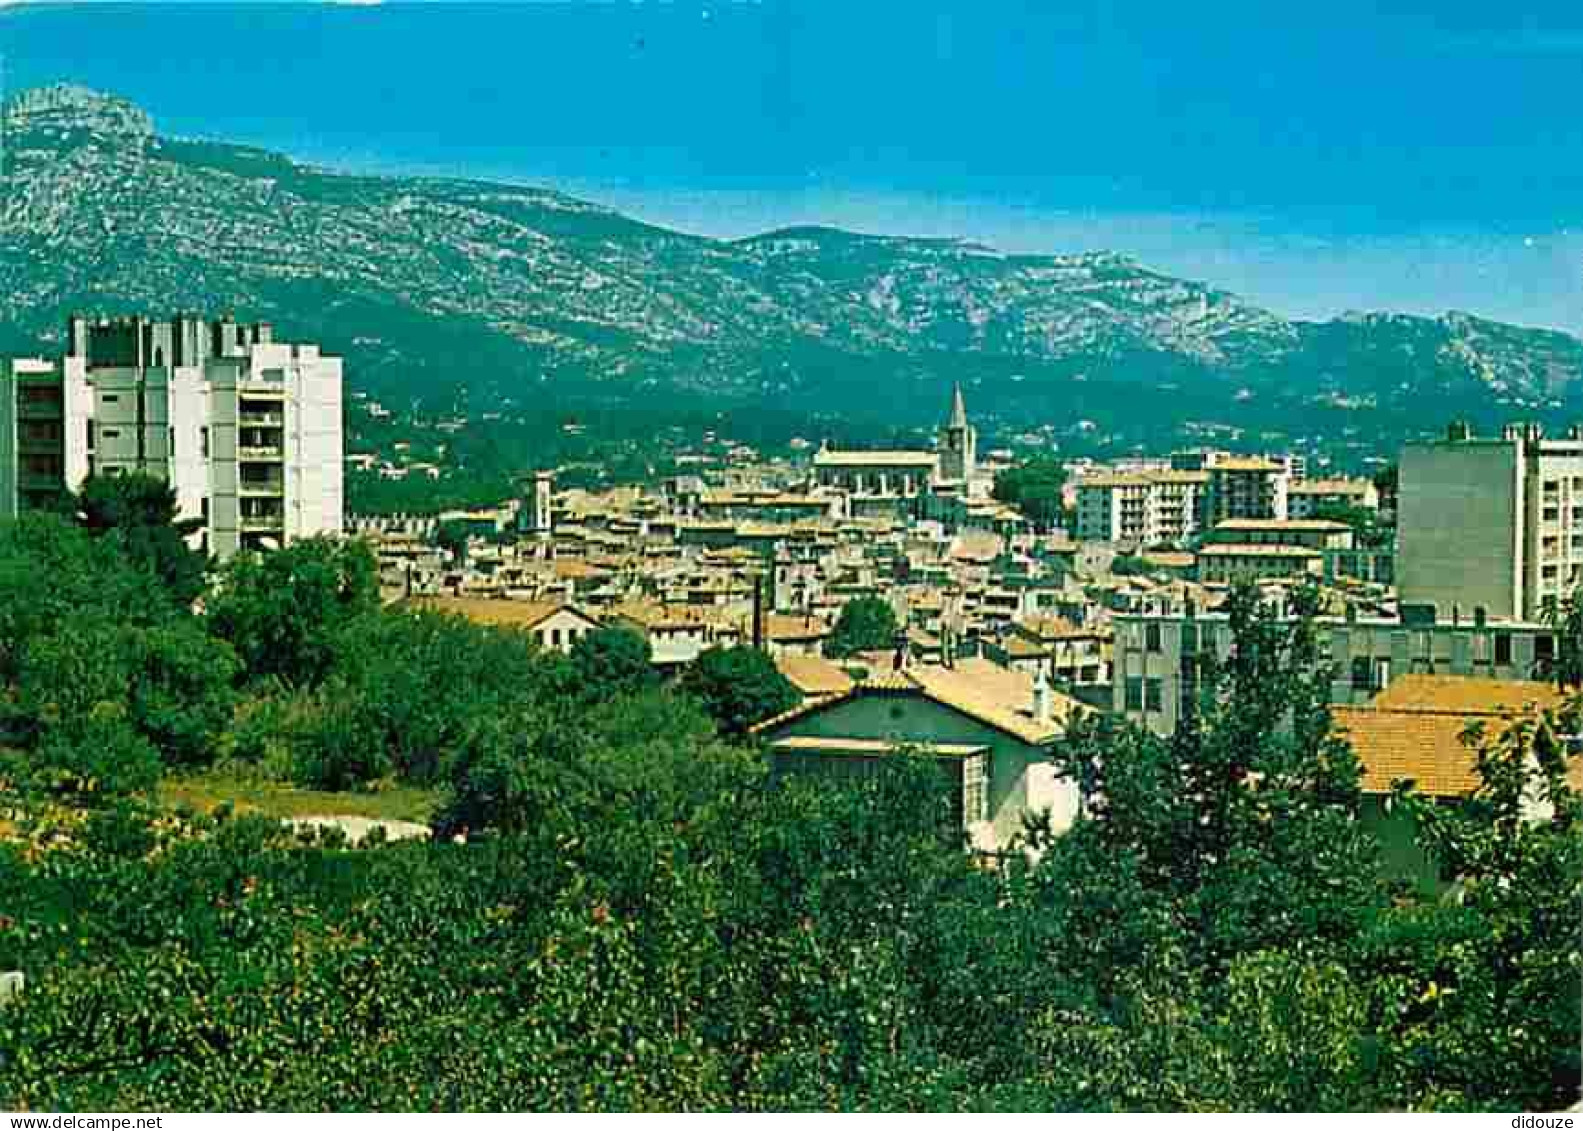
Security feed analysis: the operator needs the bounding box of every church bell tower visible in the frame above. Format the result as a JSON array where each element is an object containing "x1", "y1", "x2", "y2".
[{"x1": 938, "y1": 383, "x2": 976, "y2": 483}]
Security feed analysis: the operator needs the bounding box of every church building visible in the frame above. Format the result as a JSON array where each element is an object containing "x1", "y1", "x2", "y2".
[{"x1": 811, "y1": 384, "x2": 987, "y2": 519}]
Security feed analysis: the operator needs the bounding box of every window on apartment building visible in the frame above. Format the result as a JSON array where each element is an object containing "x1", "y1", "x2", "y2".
[
  {"x1": 1350, "y1": 656, "x2": 1373, "y2": 692},
  {"x1": 1125, "y1": 677, "x2": 1144, "y2": 712},
  {"x1": 1144, "y1": 677, "x2": 1164, "y2": 713},
  {"x1": 101, "y1": 394, "x2": 119, "y2": 404},
  {"x1": 1180, "y1": 624, "x2": 1199, "y2": 654},
  {"x1": 86, "y1": 420, "x2": 95, "y2": 450},
  {"x1": 1145, "y1": 623, "x2": 1162, "y2": 653},
  {"x1": 200, "y1": 426, "x2": 209, "y2": 458},
  {"x1": 1494, "y1": 633, "x2": 1513, "y2": 667},
  {"x1": 1535, "y1": 635, "x2": 1555, "y2": 665},
  {"x1": 101, "y1": 428, "x2": 120, "y2": 440}
]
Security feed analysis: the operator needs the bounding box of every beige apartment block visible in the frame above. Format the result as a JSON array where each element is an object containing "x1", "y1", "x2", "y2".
[
  {"x1": 1205, "y1": 456, "x2": 1290, "y2": 523},
  {"x1": 1399, "y1": 422, "x2": 1583, "y2": 622},
  {"x1": 1288, "y1": 476, "x2": 1380, "y2": 517}
]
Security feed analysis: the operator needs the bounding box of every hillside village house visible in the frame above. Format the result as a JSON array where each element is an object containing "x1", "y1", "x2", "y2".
[
  {"x1": 752, "y1": 657, "x2": 1090, "y2": 854},
  {"x1": 609, "y1": 600, "x2": 741, "y2": 669},
  {"x1": 413, "y1": 596, "x2": 601, "y2": 654}
]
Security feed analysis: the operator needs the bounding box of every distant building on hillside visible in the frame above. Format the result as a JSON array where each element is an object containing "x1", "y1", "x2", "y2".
[
  {"x1": 0, "y1": 314, "x2": 344, "y2": 558},
  {"x1": 1204, "y1": 456, "x2": 1290, "y2": 523}
]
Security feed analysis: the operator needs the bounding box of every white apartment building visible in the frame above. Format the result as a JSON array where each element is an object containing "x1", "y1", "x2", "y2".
[
  {"x1": 1398, "y1": 422, "x2": 1583, "y2": 622},
  {"x1": 1074, "y1": 470, "x2": 1209, "y2": 546},
  {"x1": 0, "y1": 315, "x2": 343, "y2": 559}
]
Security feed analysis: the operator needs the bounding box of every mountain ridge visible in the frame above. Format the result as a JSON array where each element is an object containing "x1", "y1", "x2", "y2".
[{"x1": 3, "y1": 84, "x2": 1580, "y2": 445}]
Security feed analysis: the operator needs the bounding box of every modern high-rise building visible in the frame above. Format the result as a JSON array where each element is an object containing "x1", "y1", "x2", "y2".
[
  {"x1": 1398, "y1": 422, "x2": 1583, "y2": 623},
  {"x1": 0, "y1": 315, "x2": 343, "y2": 558}
]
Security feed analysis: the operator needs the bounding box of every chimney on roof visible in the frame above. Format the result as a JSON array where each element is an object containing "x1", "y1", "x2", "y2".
[
  {"x1": 752, "y1": 575, "x2": 765, "y2": 652},
  {"x1": 1032, "y1": 665, "x2": 1052, "y2": 724}
]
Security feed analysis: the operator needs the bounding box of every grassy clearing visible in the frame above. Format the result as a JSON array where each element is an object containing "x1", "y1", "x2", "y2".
[{"x1": 158, "y1": 771, "x2": 441, "y2": 824}]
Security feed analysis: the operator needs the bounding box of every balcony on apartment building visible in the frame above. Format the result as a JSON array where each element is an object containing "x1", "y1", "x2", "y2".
[
  {"x1": 15, "y1": 391, "x2": 64, "y2": 421},
  {"x1": 237, "y1": 422, "x2": 285, "y2": 462},
  {"x1": 238, "y1": 407, "x2": 285, "y2": 427},
  {"x1": 239, "y1": 468, "x2": 285, "y2": 498},
  {"x1": 239, "y1": 501, "x2": 286, "y2": 533}
]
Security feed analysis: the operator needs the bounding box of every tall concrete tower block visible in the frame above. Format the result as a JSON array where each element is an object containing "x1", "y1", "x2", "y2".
[
  {"x1": 3, "y1": 315, "x2": 343, "y2": 559},
  {"x1": 938, "y1": 382, "x2": 976, "y2": 483}
]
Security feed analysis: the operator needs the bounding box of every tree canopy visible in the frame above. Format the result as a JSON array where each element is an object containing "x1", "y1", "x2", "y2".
[
  {"x1": 826, "y1": 596, "x2": 901, "y2": 659},
  {"x1": 679, "y1": 645, "x2": 800, "y2": 737},
  {"x1": 570, "y1": 625, "x2": 657, "y2": 700},
  {"x1": 992, "y1": 457, "x2": 1068, "y2": 530},
  {"x1": 75, "y1": 472, "x2": 209, "y2": 607},
  {"x1": 205, "y1": 537, "x2": 381, "y2": 688}
]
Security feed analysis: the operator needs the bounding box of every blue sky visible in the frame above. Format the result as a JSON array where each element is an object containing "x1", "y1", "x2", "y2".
[{"x1": 3, "y1": 0, "x2": 1580, "y2": 332}]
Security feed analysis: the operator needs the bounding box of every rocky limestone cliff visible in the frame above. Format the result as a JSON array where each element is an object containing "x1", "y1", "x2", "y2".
[{"x1": 2, "y1": 84, "x2": 1579, "y2": 443}]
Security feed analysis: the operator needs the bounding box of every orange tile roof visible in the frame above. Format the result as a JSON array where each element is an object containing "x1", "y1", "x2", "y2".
[
  {"x1": 1215, "y1": 518, "x2": 1351, "y2": 532},
  {"x1": 1371, "y1": 675, "x2": 1565, "y2": 714},
  {"x1": 754, "y1": 658, "x2": 1089, "y2": 746},
  {"x1": 1199, "y1": 543, "x2": 1323, "y2": 558},
  {"x1": 1211, "y1": 457, "x2": 1284, "y2": 472},
  {"x1": 1333, "y1": 707, "x2": 1487, "y2": 797},
  {"x1": 553, "y1": 559, "x2": 611, "y2": 580},
  {"x1": 1335, "y1": 677, "x2": 1580, "y2": 797},
  {"x1": 998, "y1": 635, "x2": 1047, "y2": 658}
]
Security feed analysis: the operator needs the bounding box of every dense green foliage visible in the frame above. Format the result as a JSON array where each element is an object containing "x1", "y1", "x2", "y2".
[
  {"x1": 679, "y1": 645, "x2": 800, "y2": 737},
  {"x1": 992, "y1": 457, "x2": 1069, "y2": 531},
  {"x1": 570, "y1": 627, "x2": 657, "y2": 700},
  {"x1": 0, "y1": 508, "x2": 1578, "y2": 1112},
  {"x1": 206, "y1": 538, "x2": 381, "y2": 688},
  {"x1": 1108, "y1": 553, "x2": 1152, "y2": 577},
  {"x1": 826, "y1": 596, "x2": 902, "y2": 659},
  {"x1": 75, "y1": 473, "x2": 209, "y2": 608},
  {"x1": 1541, "y1": 583, "x2": 1582, "y2": 690}
]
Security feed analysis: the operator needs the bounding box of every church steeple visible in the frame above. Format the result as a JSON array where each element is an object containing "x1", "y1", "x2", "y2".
[{"x1": 937, "y1": 381, "x2": 976, "y2": 484}]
